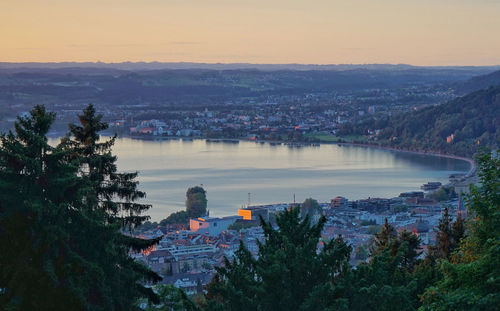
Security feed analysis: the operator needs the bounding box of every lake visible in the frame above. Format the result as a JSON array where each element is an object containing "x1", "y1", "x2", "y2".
[{"x1": 100, "y1": 138, "x2": 470, "y2": 222}]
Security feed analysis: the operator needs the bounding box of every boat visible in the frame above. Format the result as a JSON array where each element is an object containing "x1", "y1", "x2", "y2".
[{"x1": 420, "y1": 182, "x2": 442, "y2": 190}]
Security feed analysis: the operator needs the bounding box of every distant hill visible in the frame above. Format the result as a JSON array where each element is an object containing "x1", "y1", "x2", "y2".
[
  {"x1": 345, "y1": 86, "x2": 500, "y2": 157},
  {"x1": 1, "y1": 61, "x2": 499, "y2": 73},
  {"x1": 1, "y1": 67, "x2": 494, "y2": 109},
  {"x1": 457, "y1": 70, "x2": 500, "y2": 95}
]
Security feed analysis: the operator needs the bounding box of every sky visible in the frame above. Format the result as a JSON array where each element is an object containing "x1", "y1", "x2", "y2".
[{"x1": 2, "y1": 0, "x2": 500, "y2": 66}]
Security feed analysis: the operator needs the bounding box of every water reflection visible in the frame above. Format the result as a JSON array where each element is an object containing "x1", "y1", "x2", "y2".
[{"x1": 49, "y1": 137, "x2": 470, "y2": 221}]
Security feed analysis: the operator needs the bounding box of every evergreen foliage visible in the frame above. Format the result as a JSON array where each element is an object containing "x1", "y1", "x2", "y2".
[
  {"x1": 430, "y1": 207, "x2": 464, "y2": 260},
  {"x1": 145, "y1": 285, "x2": 199, "y2": 311},
  {"x1": 200, "y1": 150, "x2": 498, "y2": 311},
  {"x1": 205, "y1": 207, "x2": 351, "y2": 310},
  {"x1": 371, "y1": 218, "x2": 397, "y2": 255},
  {"x1": 0, "y1": 106, "x2": 86, "y2": 310},
  {"x1": 420, "y1": 150, "x2": 500, "y2": 310},
  {"x1": 62, "y1": 104, "x2": 151, "y2": 227},
  {"x1": 346, "y1": 225, "x2": 426, "y2": 310},
  {"x1": 299, "y1": 198, "x2": 322, "y2": 222},
  {"x1": 0, "y1": 105, "x2": 161, "y2": 310}
]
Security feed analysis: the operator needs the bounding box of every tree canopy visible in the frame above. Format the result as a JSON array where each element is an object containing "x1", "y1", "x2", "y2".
[
  {"x1": 299, "y1": 198, "x2": 323, "y2": 223},
  {"x1": 420, "y1": 150, "x2": 500, "y2": 310},
  {"x1": 0, "y1": 105, "x2": 161, "y2": 310},
  {"x1": 205, "y1": 207, "x2": 351, "y2": 311},
  {"x1": 186, "y1": 186, "x2": 208, "y2": 218},
  {"x1": 340, "y1": 86, "x2": 500, "y2": 157}
]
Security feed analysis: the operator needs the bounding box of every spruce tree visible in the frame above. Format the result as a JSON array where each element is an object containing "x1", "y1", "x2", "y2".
[
  {"x1": 62, "y1": 104, "x2": 150, "y2": 227},
  {"x1": 346, "y1": 220, "x2": 425, "y2": 310},
  {"x1": 205, "y1": 207, "x2": 351, "y2": 310},
  {"x1": 393, "y1": 230, "x2": 422, "y2": 271},
  {"x1": 432, "y1": 207, "x2": 453, "y2": 259},
  {"x1": 431, "y1": 207, "x2": 465, "y2": 261},
  {"x1": 0, "y1": 105, "x2": 161, "y2": 310},
  {"x1": 371, "y1": 218, "x2": 397, "y2": 255},
  {"x1": 450, "y1": 213, "x2": 465, "y2": 260},
  {"x1": 62, "y1": 104, "x2": 161, "y2": 309},
  {"x1": 0, "y1": 106, "x2": 87, "y2": 310}
]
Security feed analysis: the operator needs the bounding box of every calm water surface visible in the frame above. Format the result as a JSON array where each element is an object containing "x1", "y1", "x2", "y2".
[{"x1": 100, "y1": 138, "x2": 470, "y2": 221}]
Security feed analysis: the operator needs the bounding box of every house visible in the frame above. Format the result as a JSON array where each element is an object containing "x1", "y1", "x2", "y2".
[
  {"x1": 146, "y1": 249, "x2": 175, "y2": 274},
  {"x1": 330, "y1": 196, "x2": 348, "y2": 208},
  {"x1": 190, "y1": 216, "x2": 242, "y2": 236}
]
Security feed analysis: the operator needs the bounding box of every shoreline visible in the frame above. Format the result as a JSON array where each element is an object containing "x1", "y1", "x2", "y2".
[
  {"x1": 332, "y1": 142, "x2": 476, "y2": 177},
  {"x1": 123, "y1": 134, "x2": 476, "y2": 177}
]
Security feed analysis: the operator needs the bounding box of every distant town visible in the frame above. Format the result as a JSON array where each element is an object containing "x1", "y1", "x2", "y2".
[
  {"x1": 0, "y1": 65, "x2": 483, "y2": 143},
  {"x1": 107, "y1": 84, "x2": 457, "y2": 144}
]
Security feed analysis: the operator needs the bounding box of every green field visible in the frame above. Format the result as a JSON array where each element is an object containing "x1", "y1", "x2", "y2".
[{"x1": 306, "y1": 134, "x2": 370, "y2": 143}]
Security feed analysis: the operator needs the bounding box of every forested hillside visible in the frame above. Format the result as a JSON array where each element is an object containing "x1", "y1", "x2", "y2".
[
  {"x1": 457, "y1": 69, "x2": 500, "y2": 94},
  {"x1": 343, "y1": 86, "x2": 500, "y2": 157}
]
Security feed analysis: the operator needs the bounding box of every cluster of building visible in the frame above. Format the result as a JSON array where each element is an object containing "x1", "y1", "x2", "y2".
[
  {"x1": 107, "y1": 86, "x2": 456, "y2": 142},
  {"x1": 131, "y1": 188, "x2": 467, "y2": 295}
]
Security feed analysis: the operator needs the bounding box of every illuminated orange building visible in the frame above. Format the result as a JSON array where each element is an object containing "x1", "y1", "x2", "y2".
[{"x1": 237, "y1": 206, "x2": 269, "y2": 221}]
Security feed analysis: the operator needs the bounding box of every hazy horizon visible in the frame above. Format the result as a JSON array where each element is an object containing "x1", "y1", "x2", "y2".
[
  {"x1": 1, "y1": 61, "x2": 500, "y2": 67},
  {"x1": 2, "y1": 0, "x2": 500, "y2": 66}
]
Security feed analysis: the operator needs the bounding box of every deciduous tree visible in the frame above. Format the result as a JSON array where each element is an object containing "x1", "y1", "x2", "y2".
[{"x1": 186, "y1": 186, "x2": 207, "y2": 218}]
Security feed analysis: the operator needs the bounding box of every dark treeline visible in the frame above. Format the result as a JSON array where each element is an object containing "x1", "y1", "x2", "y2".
[{"x1": 0, "y1": 105, "x2": 161, "y2": 310}]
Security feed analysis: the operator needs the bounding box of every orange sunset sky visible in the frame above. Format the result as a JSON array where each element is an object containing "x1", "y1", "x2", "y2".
[{"x1": 2, "y1": 0, "x2": 500, "y2": 66}]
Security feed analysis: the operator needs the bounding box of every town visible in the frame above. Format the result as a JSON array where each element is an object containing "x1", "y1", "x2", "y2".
[
  {"x1": 114, "y1": 86, "x2": 456, "y2": 143},
  {"x1": 132, "y1": 177, "x2": 471, "y2": 296}
]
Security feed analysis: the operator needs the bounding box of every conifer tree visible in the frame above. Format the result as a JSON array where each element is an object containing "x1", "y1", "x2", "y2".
[
  {"x1": 62, "y1": 104, "x2": 161, "y2": 309},
  {"x1": 371, "y1": 218, "x2": 397, "y2": 255},
  {"x1": 0, "y1": 106, "x2": 87, "y2": 310},
  {"x1": 393, "y1": 230, "x2": 422, "y2": 271},
  {"x1": 431, "y1": 207, "x2": 465, "y2": 261},
  {"x1": 205, "y1": 207, "x2": 351, "y2": 310},
  {"x1": 450, "y1": 213, "x2": 465, "y2": 259},
  {"x1": 62, "y1": 104, "x2": 150, "y2": 227},
  {"x1": 0, "y1": 105, "x2": 161, "y2": 310},
  {"x1": 420, "y1": 150, "x2": 500, "y2": 310},
  {"x1": 346, "y1": 220, "x2": 424, "y2": 310},
  {"x1": 432, "y1": 207, "x2": 453, "y2": 259}
]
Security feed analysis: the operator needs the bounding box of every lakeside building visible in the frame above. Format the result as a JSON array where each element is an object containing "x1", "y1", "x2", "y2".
[{"x1": 190, "y1": 216, "x2": 241, "y2": 236}]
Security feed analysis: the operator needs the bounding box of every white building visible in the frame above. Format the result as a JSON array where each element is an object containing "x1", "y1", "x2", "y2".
[{"x1": 189, "y1": 216, "x2": 242, "y2": 236}]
